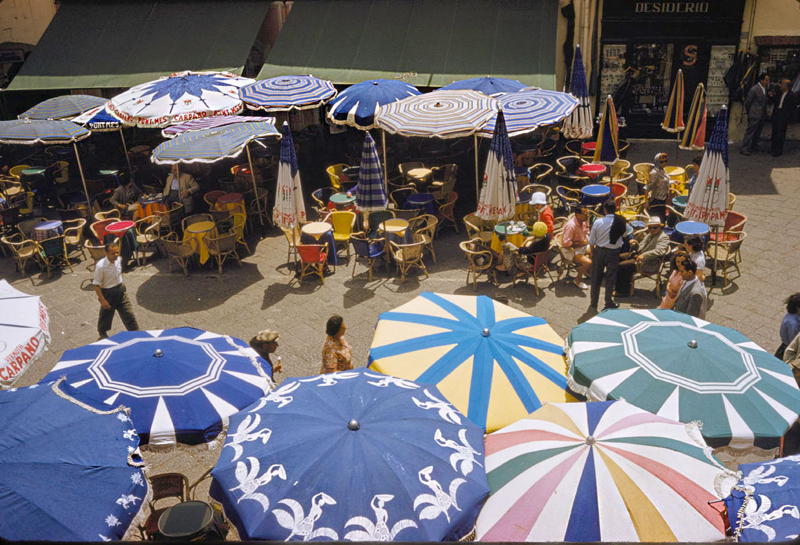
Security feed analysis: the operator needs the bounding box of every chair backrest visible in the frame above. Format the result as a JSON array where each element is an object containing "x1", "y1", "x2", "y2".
[
  {"x1": 409, "y1": 214, "x2": 437, "y2": 236},
  {"x1": 328, "y1": 211, "x2": 356, "y2": 234},
  {"x1": 349, "y1": 233, "x2": 371, "y2": 257},
  {"x1": 368, "y1": 210, "x2": 395, "y2": 232},
  {"x1": 391, "y1": 239, "x2": 425, "y2": 260},
  {"x1": 90, "y1": 219, "x2": 116, "y2": 242},
  {"x1": 390, "y1": 187, "x2": 417, "y2": 208},
  {"x1": 312, "y1": 187, "x2": 336, "y2": 208},
  {"x1": 281, "y1": 224, "x2": 301, "y2": 245},
  {"x1": 297, "y1": 243, "x2": 326, "y2": 263},
  {"x1": 521, "y1": 184, "x2": 552, "y2": 198},
  {"x1": 9, "y1": 165, "x2": 30, "y2": 179},
  {"x1": 94, "y1": 209, "x2": 120, "y2": 222},
  {"x1": 392, "y1": 208, "x2": 420, "y2": 221},
  {"x1": 633, "y1": 163, "x2": 654, "y2": 183},
  {"x1": 564, "y1": 140, "x2": 582, "y2": 156},
  {"x1": 53, "y1": 161, "x2": 69, "y2": 184},
  {"x1": 17, "y1": 217, "x2": 47, "y2": 238},
  {"x1": 528, "y1": 163, "x2": 553, "y2": 184},
  {"x1": 204, "y1": 190, "x2": 226, "y2": 207},
  {"x1": 0, "y1": 206, "x2": 21, "y2": 228},
  {"x1": 724, "y1": 211, "x2": 746, "y2": 231},
  {"x1": 150, "y1": 473, "x2": 188, "y2": 507},
  {"x1": 207, "y1": 231, "x2": 237, "y2": 253},
  {"x1": 39, "y1": 235, "x2": 67, "y2": 257},
  {"x1": 326, "y1": 164, "x2": 348, "y2": 189},
  {"x1": 183, "y1": 213, "x2": 212, "y2": 231},
  {"x1": 556, "y1": 155, "x2": 584, "y2": 175},
  {"x1": 727, "y1": 192, "x2": 736, "y2": 210}
]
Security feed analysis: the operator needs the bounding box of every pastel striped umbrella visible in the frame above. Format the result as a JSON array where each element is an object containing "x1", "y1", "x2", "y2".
[
  {"x1": 592, "y1": 95, "x2": 619, "y2": 165},
  {"x1": 354, "y1": 131, "x2": 387, "y2": 212},
  {"x1": 476, "y1": 110, "x2": 516, "y2": 222},
  {"x1": 680, "y1": 83, "x2": 708, "y2": 151},
  {"x1": 438, "y1": 76, "x2": 526, "y2": 96},
  {"x1": 150, "y1": 121, "x2": 280, "y2": 164},
  {"x1": 327, "y1": 79, "x2": 420, "y2": 130},
  {"x1": 478, "y1": 88, "x2": 579, "y2": 138},
  {"x1": 0, "y1": 118, "x2": 90, "y2": 145},
  {"x1": 662, "y1": 69, "x2": 686, "y2": 133},
  {"x1": 161, "y1": 115, "x2": 275, "y2": 138},
  {"x1": 476, "y1": 401, "x2": 736, "y2": 542},
  {"x1": 567, "y1": 309, "x2": 800, "y2": 462},
  {"x1": 562, "y1": 44, "x2": 593, "y2": 140},
  {"x1": 240, "y1": 75, "x2": 337, "y2": 112},
  {"x1": 19, "y1": 94, "x2": 108, "y2": 120},
  {"x1": 369, "y1": 292, "x2": 575, "y2": 433},
  {"x1": 375, "y1": 90, "x2": 498, "y2": 139},
  {"x1": 273, "y1": 121, "x2": 307, "y2": 228}
]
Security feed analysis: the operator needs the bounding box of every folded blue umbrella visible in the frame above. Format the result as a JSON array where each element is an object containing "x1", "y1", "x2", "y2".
[{"x1": 0, "y1": 380, "x2": 148, "y2": 541}]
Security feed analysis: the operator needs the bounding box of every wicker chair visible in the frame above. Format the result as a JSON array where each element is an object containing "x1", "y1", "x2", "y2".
[
  {"x1": 528, "y1": 163, "x2": 554, "y2": 186},
  {"x1": 89, "y1": 219, "x2": 116, "y2": 243},
  {"x1": 463, "y1": 213, "x2": 494, "y2": 244},
  {"x1": 206, "y1": 232, "x2": 242, "y2": 275},
  {"x1": 512, "y1": 249, "x2": 556, "y2": 296},
  {"x1": 296, "y1": 243, "x2": 327, "y2": 285},
  {"x1": 630, "y1": 253, "x2": 669, "y2": 297},
  {"x1": 436, "y1": 191, "x2": 459, "y2": 234},
  {"x1": 408, "y1": 214, "x2": 438, "y2": 263},
  {"x1": 389, "y1": 186, "x2": 418, "y2": 209},
  {"x1": 38, "y1": 235, "x2": 74, "y2": 278},
  {"x1": 706, "y1": 231, "x2": 746, "y2": 288},
  {"x1": 16, "y1": 217, "x2": 48, "y2": 239},
  {"x1": 280, "y1": 224, "x2": 302, "y2": 268},
  {"x1": 2, "y1": 234, "x2": 41, "y2": 275},
  {"x1": 140, "y1": 473, "x2": 190, "y2": 540},
  {"x1": 389, "y1": 240, "x2": 428, "y2": 283},
  {"x1": 428, "y1": 164, "x2": 457, "y2": 202},
  {"x1": 398, "y1": 162, "x2": 425, "y2": 184},
  {"x1": 181, "y1": 213, "x2": 213, "y2": 233},
  {"x1": 84, "y1": 240, "x2": 107, "y2": 270},
  {"x1": 459, "y1": 238, "x2": 495, "y2": 291},
  {"x1": 311, "y1": 187, "x2": 336, "y2": 219},
  {"x1": 160, "y1": 233, "x2": 197, "y2": 276},
  {"x1": 350, "y1": 232, "x2": 385, "y2": 281},
  {"x1": 134, "y1": 216, "x2": 161, "y2": 266},
  {"x1": 203, "y1": 190, "x2": 226, "y2": 208},
  {"x1": 62, "y1": 218, "x2": 87, "y2": 260},
  {"x1": 155, "y1": 203, "x2": 185, "y2": 235},
  {"x1": 94, "y1": 209, "x2": 120, "y2": 222}
]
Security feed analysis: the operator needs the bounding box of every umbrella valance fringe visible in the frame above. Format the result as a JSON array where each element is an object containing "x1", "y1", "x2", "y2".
[
  {"x1": 223, "y1": 334, "x2": 275, "y2": 387},
  {"x1": 0, "y1": 134, "x2": 92, "y2": 145}
]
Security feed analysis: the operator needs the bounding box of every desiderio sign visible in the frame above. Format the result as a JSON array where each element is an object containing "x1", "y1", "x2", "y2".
[
  {"x1": 603, "y1": 0, "x2": 745, "y2": 21},
  {"x1": 635, "y1": 2, "x2": 709, "y2": 13}
]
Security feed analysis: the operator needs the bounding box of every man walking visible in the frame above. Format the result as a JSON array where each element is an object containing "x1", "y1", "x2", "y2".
[
  {"x1": 588, "y1": 200, "x2": 626, "y2": 310},
  {"x1": 741, "y1": 73, "x2": 771, "y2": 155},
  {"x1": 771, "y1": 78, "x2": 796, "y2": 157},
  {"x1": 673, "y1": 260, "x2": 707, "y2": 319},
  {"x1": 93, "y1": 239, "x2": 140, "y2": 339}
]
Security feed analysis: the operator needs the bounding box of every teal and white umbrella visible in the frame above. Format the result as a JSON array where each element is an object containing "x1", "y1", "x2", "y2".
[{"x1": 567, "y1": 309, "x2": 800, "y2": 462}]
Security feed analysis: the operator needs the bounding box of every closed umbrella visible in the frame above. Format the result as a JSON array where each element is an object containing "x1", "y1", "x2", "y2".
[
  {"x1": 0, "y1": 279, "x2": 50, "y2": 388},
  {"x1": 369, "y1": 292, "x2": 574, "y2": 433},
  {"x1": 41, "y1": 327, "x2": 274, "y2": 447},
  {"x1": 354, "y1": 131, "x2": 388, "y2": 212},
  {"x1": 273, "y1": 121, "x2": 307, "y2": 228},
  {"x1": 478, "y1": 88, "x2": 579, "y2": 138},
  {"x1": 684, "y1": 105, "x2": 729, "y2": 226},
  {"x1": 107, "y1": 71, "x2": 254, "y2": 128},
  {"x1": 20, "y1": 94, "x2": 108, "y2": 120},
  {"x1": 562, "y1": 44, "x2": 593, "y2": 140},
  {"x1": 662, "y1": 69, "x2": 686, "y2": 133},
  {"x1": 438, "y1": 76, "x2": 526, "y2": 96},
  {"x1": 476, "y1": 110, "x2": 516, "y2": 222},
  {"x1": 210, "y1": 368, "x2": 488, "y2": 541},
  {"x1": 567, "y1": 309, "x2": 800, "y2": 464},
  {"x1": 161, "y1": 115, "x2": 275, "y2": 138},
  {"x1": 0, "y1": 380, "x2": 148, "y2": 541},
  {"x1": 327, "y1": 79, "x2": 420, "y2": 131},
  {"x1": 240, "y1": 74, "x2": 337, "y2": 112},
  {"x1": 476, "y1": 401, "x2": 736, "y2": 542},
  {"x1": 680, "y1": 83, "x2": 708, "y2": 151},
  {"x1": 592, "y1": 95, "x2": 619, "y2": 165}
]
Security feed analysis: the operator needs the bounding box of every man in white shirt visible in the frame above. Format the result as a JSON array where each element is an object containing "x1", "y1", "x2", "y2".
[
  {"x1": 588, "y1": 200, "x2": 625, "y2": 310},
  {"x1": 93, "y1": 239, "x2": 139, "y2": 339}
]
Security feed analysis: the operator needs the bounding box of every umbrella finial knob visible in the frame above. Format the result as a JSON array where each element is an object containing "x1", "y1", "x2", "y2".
[
  {"x1": 347, "y1": 419, "x2": 360, "y2": 431},
  {"x1": 585, "y1": 435, "x2": 596, "y2": 446},
  {"x1": 154, "y1": 349, "x2": 163, "y2": 358},
  {"x1": 482, "y1": 328, "x2": 490, "y2": 337},
  {"x1": 688, "y1": 340, "x2": 698, "y2": 349}
]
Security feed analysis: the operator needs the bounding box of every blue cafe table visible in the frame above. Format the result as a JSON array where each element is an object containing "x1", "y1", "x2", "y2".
[{"x1": 581, "y1": 184, "x2": 611, "y2": 206}]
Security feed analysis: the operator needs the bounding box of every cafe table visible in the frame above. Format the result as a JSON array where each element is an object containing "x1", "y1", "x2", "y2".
[
  {"x1": 406, "y1": 168, "x2": 433, "y2": 186},
  {"x1": 183, "y1": 221, "x2": 217, "y2": 265},
  {"x1": 581, "y1": 141, "x2": 596, "y2": 155},
  {"x1": 673, "y1": 220, "x2": 709, "y2": 244},
  {"x1": 157, "y1": 500, "x2": 226, "y2": 541},
  {"x1": 134, "y1": 194, "x2": 168, "y2": 220},
  {"x1": 215, "y1": 192, "x2": 246, "y2": 217},
  {"x1": 329, "y1": 192, "x2": 356, "y2": 210},
  {"x1": 106, "y1": 220, "x2": 138, "y2": 257},
  {"x1": 578, "y1": 163, "x2": 606, "y2": 181},
  {"x1": 300, "y1": 221, "x2": 337, "y2": 266},
  {"x1": 378, "y1": 218, "x2": 413, "y2": 259},
  {"x1": 671, "y1": 195, "x2": 688, "y2": 215},
  {"x1": 490, "y1": 221, "x2": 528, "y2": 253},
  {"x1": 406, "y1": 192, "x2": 435, "y2": 215},
  {"x1": 32, "y1": 219, "x2": 63, "y2": 242},
  {"x1": 581, "y1": 184, "x2": 611, "y2": 206}
]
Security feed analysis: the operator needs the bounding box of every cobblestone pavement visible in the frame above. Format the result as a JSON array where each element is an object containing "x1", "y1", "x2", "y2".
[{"x1": 2, "y1": 139, "x2": 798, "y2": 538}]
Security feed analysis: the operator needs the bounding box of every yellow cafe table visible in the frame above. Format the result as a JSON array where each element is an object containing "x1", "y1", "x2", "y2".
[{"x1": 183, "y1": 221, "x2": 217, "y2": 265}]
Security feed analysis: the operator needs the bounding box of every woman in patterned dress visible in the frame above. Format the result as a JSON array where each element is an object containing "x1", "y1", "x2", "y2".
[{"x1": 321, "y1": 315, "x2": 353, "y2": 374}]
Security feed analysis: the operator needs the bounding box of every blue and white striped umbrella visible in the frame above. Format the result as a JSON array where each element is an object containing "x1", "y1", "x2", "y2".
[
  {"x1": 562, "y1": 44, "x2": 593, "y2": 140},
  {"x1": 40, "y1": 327, "x2": 274, "y2": 447},
  {"x1": 71, "y1": 103, "x2": 122, "y2": 132},
  {"x1": 438, "y1": 76, "x2": 526, "y2": 97},
  {"x1": 376, "y1": 90, "x2": 498, "y2": 139},
  {"x1": 240, "y1": 75, "x2": 337, "y2": 112},
  {"x1": 476, "y1": 110, "x2": 516, "y2": 222},
  {"x1": 273, "y1": 122, "x2": 307, "y2": 228},
  {"x1": 327, "y1": 79, "x2": 420, "y2": 130},
  {"x1": 478, "y1": 88, "x2": 580, "y2": 138},
  {"x1": 354, "y1": 132, "x2": 387, "y2": 212},
  {"x1": 151, "y1": 121, "x2": 280, "y2": 165},
  {"x1": 0, "y1": 118, "x2": 91, "y2": 145},
  {"x1": 161, "y1": 114, "x2": 275, "y2": 138},
  {"x1": 20, "y1": 94, "x2": 109, "y2": 120}
]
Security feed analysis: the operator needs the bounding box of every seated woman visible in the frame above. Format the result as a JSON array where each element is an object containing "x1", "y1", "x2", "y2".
[
  {"x1": 495, "y1": 221, "x2": 551, "y2": 275},
  {"x1": 659, "y1": 251, "x2": 690, "y2": 310},
  {"x1": 683, "y1": 236, "x2": 706, "y2": 282}
]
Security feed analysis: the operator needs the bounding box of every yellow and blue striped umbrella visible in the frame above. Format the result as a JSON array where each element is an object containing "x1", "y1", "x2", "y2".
[
  {"x1": 151, "y1": 121, "x2": 280, "y2": 165},
  {"x1": 0, "y1": 119, "x2": 90, "y2": 145},
  {"x1": 662, "y1": 69, "x2": 686, "y2": 133},
  {"x1": 592, "y1": 95, "x2": 619, "y2": 165},
  {"x1": 368, "y1": 292, "x2": 574, "y2": 433},
  {"x1": 19, "y1": 94, "x2": 108, "y2": 120},
  {"x1": 240, "y1": 74, "x2": 337, "y2": 112},
  {"x1": 680, "y1": 83, "x2": 707, "y2": 151}
]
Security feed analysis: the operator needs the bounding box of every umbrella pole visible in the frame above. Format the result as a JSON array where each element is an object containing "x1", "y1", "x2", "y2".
[
  {"x1": 474, "y1": 134, "x2": 479, "y2": 198},
  {"x1": 381, "y1": 130, "x2": 388, "y2": 191},
  {"x1": 246, "y1": 143, "x2": 264, "y2": 228},
  {"x1": 711, "y1": 226, "x2": 719, "y2": 286},
  {"x1": 118, "y1": 127, "x2": 135, "y2": 183},
  {"x1": 72, "y1": 142, "x2": 91, "y2": 209}
]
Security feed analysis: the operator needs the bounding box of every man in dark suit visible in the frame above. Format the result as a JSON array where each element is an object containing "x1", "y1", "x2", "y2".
[
  {"x1": 741, "y1": 73, "x2": 771, "y2": 156},
  {"x1": 771, "y1": 79, "x2": 796, "y2": 157},
  {"x1": 673, "y1": 260, "x2": 707, "y2": 319}
]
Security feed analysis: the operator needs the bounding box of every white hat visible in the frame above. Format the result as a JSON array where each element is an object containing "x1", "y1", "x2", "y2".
[
  {"x1": 646, "y1": 216, "x2": 663, "y2": 227},
  {"x1": 530, "y1": 192, "x2": 547, "y2": 205}
]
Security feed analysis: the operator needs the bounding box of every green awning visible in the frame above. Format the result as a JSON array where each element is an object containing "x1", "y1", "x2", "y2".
[
  {"x1": 258, "y1": 0, "x2": 558, "y2": 89},
  {"x1": 7, "y1": 0, "x2": 270, "y2": 92}
]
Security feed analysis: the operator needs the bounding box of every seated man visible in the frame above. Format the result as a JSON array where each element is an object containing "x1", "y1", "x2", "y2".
[
  {"x1": 561, "y1": 205, "x2": 592, "y2": 290},
  {"x1": 109, "y1": 178, "x2": 142, "y2": 219},
  {"x1": 673, "y1": 260, "x2": 707, "y2": 319},
  {"x1": 615, "y1": 216, "x2": 670, "y2": 296},
  {"x1": 162, "y1": 164, "x2": 200, "y2": 213}
]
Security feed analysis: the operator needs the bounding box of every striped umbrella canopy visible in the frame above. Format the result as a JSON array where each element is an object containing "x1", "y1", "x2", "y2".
[
  {"x1": 592, "y1": 95, "x2": 619, "y2": 165},
  {"x1": 685, "y1": 106, "x2": 729, "y2": 227},
  {"x1": 150, "y1": 121, "x2": 280, "y2": 165},
  {"x1": 40, "y1": 327, "x2": 275, "y2": 447},
  {"x1": 107, "y1": 71, "x2": 254, "y2": 128},
  {"x1": 567, "y1": 309, "x2": 800, "y2": 461},
  {"x1": 375, "y1": 90, "x2": 498, "y2": 139},
  {"x1": 20, "y1": 94, "x2": 108, "y2": 120},
  {"x1": 327, "y1": 79, "x2": 420, "y2": 130},
  {"x1": 161, "y1": 115, "x2": 275, "y2": 138},
  {"x1": 478, "y1": 88, "x2": 579, "y2": 138},
  {"x1": 476, "y1": 110, "x2": 516, "y2": 222},
  {"x1": 562, "y1": 44, "x2": 594, "y2": 140},
  {"x1": 680, "y1": 84, "x2": 708, "y2": 150},
  {"x1": 369, "y1": 292, "x2": 575, "y2": 433},
  {"x1": 476, "y1": 401, "x2": 736, "y2": 542},
  {"x1": 354, "y1": 131, "x2": 387, "y2": 212},
  {"x1": 662, "y1": 69, "x2": 686, "y2": 133},
  {"x1": 273, "y1": 121, "x2": 307, "y2": 228},
  {"x1": 0, "y1": 118, "x2": 90, "y2": 145},
  {"x1": 240, "y1": 74, "x2": 337, "y2": 112},
  {"x1": 438, "y1": 76, "x2": 526, "y2": 96},
  {"x1": 70, "y1": 103, "x2": 122, "y2": 132}
]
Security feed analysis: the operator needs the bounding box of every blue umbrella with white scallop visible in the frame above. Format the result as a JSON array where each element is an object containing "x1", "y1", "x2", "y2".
[
  {"x1": 40, "y1": 327, "x2": 274, "y2": 448},
  {"x1": 209, "y1": 368, "x2": 489, "y2": 541},
  {"x1": 327, "y1": 79, "x2": 420, "y2": 131}
]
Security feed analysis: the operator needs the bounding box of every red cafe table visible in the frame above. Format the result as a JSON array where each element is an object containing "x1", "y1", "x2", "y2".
[
  {"x1": 105, "y1": 220, "x2": 135, "y2": 237},
  {"x1": 215, "y1": 192, "x2": 246, "y2": 217},
  {"x1": 578, "y1": 163, "x2": 607, "y2": 182},
  {"x1": 581, "y1": 141, "x2": 596, "y2": 155}
]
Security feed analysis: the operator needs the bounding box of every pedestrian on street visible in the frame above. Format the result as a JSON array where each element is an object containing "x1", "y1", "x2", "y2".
[
  {"x1": 321, "y1": 315, "x2": 352, "y2": 374},
  {"x1": 588, "y1": 199, "x2": 626, "y2": 310},
  {"x1": 249, "y1": 329, "x2": 283, "y2": 374},
  {"x1": 92, "y1": 239, "x2": 139, "y2": 339},
  {"x1": 783, "y1": 330, "x2": 800, "y2": 387},
  {"x1": 776, "y1": 293, "x2": 800, "y2": 360},
  {"x1": 672, "y1": 260, "x2": 707, "y2": 319},
  {"x1": 770, "y1": 78, "x2": 796, "y2": 157},
  {"x1": 741, "y1": 73, "x2": 771, "y2": 155},
  {"x1": 647, "y1": 153, "x2": 671, "y2": 218}
]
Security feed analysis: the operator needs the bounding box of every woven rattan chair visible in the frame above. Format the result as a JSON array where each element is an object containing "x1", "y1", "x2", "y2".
[
  {"x1": 436, "y1": 191, "x2": 459, "y2": 234},
  {"x1": 459, "y1": 238, "x2": 495, "y2": 291},
  {"x1": 2, "y1": 234, "x2": 41, "y2": 275},
  {"x1": 39, "y1": 235, "x2": 73, "y2": 278},
  {"x1": 161, "y1": 233, "x2": 197, "y2": 276},
  {"x1": 206, "y1": 232, "x2": 242, "y2": 275},
  {"x1": 84, "y1": 240, "x2": 107, "y2": 270},
  {"x1": 409, "y1": 214, "x2": 438, "y2": 263},
  {"x1": 296, "y1": 243, "x2": 327, "y2": 285},
  {"x1": 140, "y1": 473, "x2": 190, "y2": 540},
  {"x1": 134, "y1": 216, "x2": 161, "y2": 266},
  {"x1": 62, "y1": 218, "x2": 87, "y2": 260},
  {"x1": 389, "y1": 239, "x2": 428, "y2": 283},
  {"x1": 280, "y1": 224, "x2": 302, "y2": 268},
  {"x1": 512, "y1": 248, "x2": 556, "y2": 296}
]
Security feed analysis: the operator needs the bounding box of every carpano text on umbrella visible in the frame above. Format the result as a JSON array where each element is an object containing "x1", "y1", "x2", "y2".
[{"x1": 1, "y1": 336, "x2": 40, "y2": 382}]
